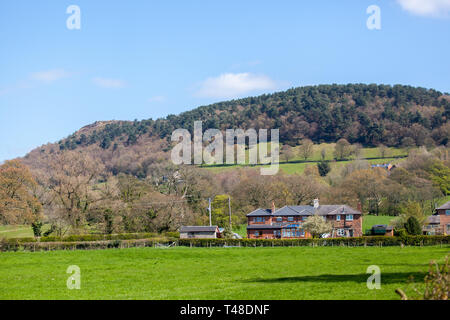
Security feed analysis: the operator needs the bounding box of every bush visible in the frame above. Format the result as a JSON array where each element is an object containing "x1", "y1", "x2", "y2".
[
  {"x1": 405, "y1": 216, "x2": 422, "y2": 235},
  {"x1": 396, "y1": 255, "x2": 449, "y2": 300},
  {"x1": 394, "y1": 228, "x2": 408, "y2": 238},
  {"x1": 317, "y1": 161, "x2": 331, "y2": 176},
  {"x1": 165, "y1": 231, "x2": 180, "y2": 238},
  {"x1": 31, "y1": 222, "x2": 43, "y2": 237}
]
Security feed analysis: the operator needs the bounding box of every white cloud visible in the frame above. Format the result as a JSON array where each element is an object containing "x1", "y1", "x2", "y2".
[
  {"x1": 195, "y1": 72, "x2": 278, "y2": 99},
  {"x1": 92, "y1": 77, "x2": 126, "y2": 88},
  {"x1": 397, "y1": 0, "x2": 450, "y2": 17},
  {"x1": 30, "y1": 69, "x2": 71, "y2": 83}
]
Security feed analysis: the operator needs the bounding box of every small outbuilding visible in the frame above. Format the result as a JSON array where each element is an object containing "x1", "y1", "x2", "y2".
[
  {"x1": 369, "y1": 224, "x2": 394, "y2": 236},
  {"x1": 179, "y1": 226, "x2": 221, "y2": 239}
]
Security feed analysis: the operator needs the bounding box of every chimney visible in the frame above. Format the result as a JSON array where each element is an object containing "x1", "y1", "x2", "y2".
[
  {"x1": 271, "y1": 201, "x2": 276, "y2": 213},
  {"x1": 313, "y1": 199, "x2": 319, "y2": 209},
  {"x1": 357, "y1": 202, "x2": 362, "y2": 213}
]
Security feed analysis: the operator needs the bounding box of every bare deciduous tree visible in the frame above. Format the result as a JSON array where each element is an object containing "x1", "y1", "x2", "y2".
[{"x1": 298, "y1": 139, "x2": 314, "y2": 161}]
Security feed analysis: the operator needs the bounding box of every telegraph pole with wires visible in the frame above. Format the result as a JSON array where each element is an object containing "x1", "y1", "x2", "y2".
[
  {"x1": 208, "y1": 198, "x2": 212, "y2": 226},
  {"x1": 228, "y1": 196, "x2": 232, "y2": 228}
]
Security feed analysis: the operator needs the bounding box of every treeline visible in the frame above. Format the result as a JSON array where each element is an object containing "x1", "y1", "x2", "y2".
[
  {"x1": 3, "y1": 145, "x2": 450, "y2": 237},
  {"x1": 57, "y1": 84, "x2": 449, "y2": 152}
]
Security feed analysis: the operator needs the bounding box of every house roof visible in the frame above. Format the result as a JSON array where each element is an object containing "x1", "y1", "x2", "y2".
[
  {"x1": 426, "y1": 215, "x2": 440, "y2": 224},
  {"x1": 316, "y1": 205, "x2": 361, "y2": 216},
  {"x1": 248, "y1": 204, "x2": 361, "y2": 217},
  {"x1": 437, "y1": 201, "x2": 450, "y2": 210},
  {"x1": 246, "y1": 208, "x2": 273, "y2": 216},
  {"x1": 371, "y1": 224, "x2": 393, "y2": 231},
  {"x1": 272, "y1": 206, "x2": 314, "y2": 216},
  {"x1": 179, "y1": 226, "x2": 218, "y2": 233}
]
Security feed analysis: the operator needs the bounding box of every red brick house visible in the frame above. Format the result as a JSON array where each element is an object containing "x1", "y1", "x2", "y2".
[
  {"x1": 247, "y1": 200, "x2": 362, "y2": 239},
  {"x1": 424, "y1": 201, "x2": 450, "y2": 235}
]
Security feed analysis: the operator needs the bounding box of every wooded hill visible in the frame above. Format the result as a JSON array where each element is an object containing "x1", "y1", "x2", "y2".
[
  {"x1": 57, "y1": 84, "x2": 449, "y2": 150},
  {"x1": 23, "y1": 84, "x2": 449, "y2": 178}
]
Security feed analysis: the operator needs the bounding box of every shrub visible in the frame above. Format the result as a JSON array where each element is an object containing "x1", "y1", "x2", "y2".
[
  {"x1": 31, "y1": 221, "x2": 43, "y2": 237},
  {"x1": 317, "y1": 160, "x2": 331, "y2": 176},
  {"x1": 405, "y1": 216, "x2": 422, "y2": 235},
  {"x1": 396, "y1": 255, "x2": 449, "y2": 300}
]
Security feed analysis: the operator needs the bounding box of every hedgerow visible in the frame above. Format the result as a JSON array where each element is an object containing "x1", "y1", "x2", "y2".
[
  {"x1": 0, "y1": 235, "x2": 448, "y2": 252},
  {"x1": 177, "y1": 235, "x2": 450, "y2": 248}
]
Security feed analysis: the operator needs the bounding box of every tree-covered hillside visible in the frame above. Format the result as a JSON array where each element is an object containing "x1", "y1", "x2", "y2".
[{"x1": 57, "y1": 84, "x2": 449, "y2": 152}]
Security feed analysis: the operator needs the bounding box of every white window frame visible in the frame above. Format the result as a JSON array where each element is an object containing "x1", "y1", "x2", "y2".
[
  {"x1": 336, "y1": 215, "x2": 341, "y2": 221},
  {"x1": 346, "y1": 214, "x2": 353, "y2": 221}
]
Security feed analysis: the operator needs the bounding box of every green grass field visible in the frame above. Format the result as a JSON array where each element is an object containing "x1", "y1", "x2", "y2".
[
  {"x1": 362, "y1": 215, "x2": 395, "y2": 232},
  {"x1": 203, "y1": 142, "x2": 408, "y2": 175},
  {"x1": 0, "y1": 246, "x2": 448, "y2": 300},
  {"x1": 0, "y1": 224, "x2": 51, "y2": 239}
]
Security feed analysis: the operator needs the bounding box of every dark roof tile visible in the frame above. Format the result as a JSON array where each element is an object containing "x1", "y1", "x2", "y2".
[
  {"x1": 437, "y1": 201, "x2": 450, "y2": 210},
  {"x1": 246, "y1": 208, "x2": 272, "y2": 216},
  {"x1": 180, "y1": 226, "x2": 218, "y2": 233}
]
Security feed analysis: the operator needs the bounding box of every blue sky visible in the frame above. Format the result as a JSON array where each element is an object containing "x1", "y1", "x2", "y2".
[{"x1": 1, "y1": 0, "x2": 450, "y2": 161}]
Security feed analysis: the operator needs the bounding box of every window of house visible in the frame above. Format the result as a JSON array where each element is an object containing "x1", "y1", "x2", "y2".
[
  {"x1": 346, "y1": 214, "x2": 353, "y2": 221},
  {"x1": 276, "y1": 217, "x2": 282, "y2": 222},
  {"x1": 446, "y1": 210, "x2": 450, "y2": 216},
  {"x1": 336, "y1": 215, "x2": 341, "y2": 221},
  {"x1": 287, "y1": 216, "x2": 294, "y2": 222},
  {"x1": 336, "y1": 229, "x2": 346, "y2": 237},
  {"x1": 447, "y1": 224, "x2": 450, "y2": 233},
  {"x1": 254, "y1": 231, "x2": 260, "y2": 236},
  {"x1": 255, "y1": 217, "x2": 265, "y2": 223}
]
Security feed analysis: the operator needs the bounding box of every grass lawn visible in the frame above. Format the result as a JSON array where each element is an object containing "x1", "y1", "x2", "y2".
[
  {"x1": 202, "y1": 143, "x2": 409, "y2": 175},
  {"x1": 232, "y1": 224, "x2": 247, "y2": 237},
  {"x1": 0, "y1": 224, "x2": 51, "y2": 239},
  {"x1": 0, "y1": 246, "x2": 448, "y2": 300},
  {"x1": 362, "y1": 215, "x2": 395, "y2": 233},
  {"x1": 204, "y1": 157, "x2": 404, "y2": 175}
]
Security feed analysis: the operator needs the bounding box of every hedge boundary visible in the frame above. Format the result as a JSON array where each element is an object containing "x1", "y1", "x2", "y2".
[
  {"x1": 0, "y1": 238, "x2": 177, "y2": 252},
  {"x1": 0, "y1": 235, "x2": 449, "y2": 252},
  {"x1": 178, "y1": 235, "x2": 450, "y2": 248},
  {"x1": 0, "y1": 231, "x2": 180, "y2": 244}
]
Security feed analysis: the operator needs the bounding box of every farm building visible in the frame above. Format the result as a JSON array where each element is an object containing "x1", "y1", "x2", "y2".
[
  {"x1": 368, "y1": 224, "x2": 394, "y2": 236},
  {"x1": 179, "y1": 226, "x2": 221, "y2": 239}
]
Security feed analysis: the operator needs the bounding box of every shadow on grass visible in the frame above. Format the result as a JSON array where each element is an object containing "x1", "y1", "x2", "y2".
[{"x1": 245, "y1": 272, "x2": 425, "y2": 284}]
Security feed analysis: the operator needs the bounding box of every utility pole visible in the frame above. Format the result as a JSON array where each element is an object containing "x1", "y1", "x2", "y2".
[
  {"x1": 228, "y1": 196, "x2": 232, "y2": 228},
  {"x1": 208, "y1": 198, "x2": 212, "y2": 226}
]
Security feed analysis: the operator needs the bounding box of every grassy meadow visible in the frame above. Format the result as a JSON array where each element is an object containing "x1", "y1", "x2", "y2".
[
  {"x1": 0, "y1": 224, "x2": 51, "y2": 239},
  {"x1": 203, "y1": 143, "x2": 407, "y2": 175},
  {"x1": 0, "y1": 246, "x2": 448, "y2": 300}
]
